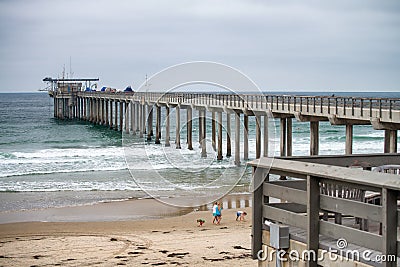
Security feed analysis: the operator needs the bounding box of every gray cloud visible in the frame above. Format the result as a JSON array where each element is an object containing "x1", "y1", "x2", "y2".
[{"x1": 0, "y1": 0, "x2": 399, "y2": 92}]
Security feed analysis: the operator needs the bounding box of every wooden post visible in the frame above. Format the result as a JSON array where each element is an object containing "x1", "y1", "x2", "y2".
[
  {"x1": 244, "y1": 115, "x2": 249, "y2": 160},
  {"x1": 310, "y1": 121, "x2": 319, "y2": 156},
  {"x1": 176, "y1": 106, "x2": 181, "y2": 149},
  {"x1": 187, "y1": 107, "x2": 193, "y2": 150},
  {"x1": 251, "y1": 167, "x2": 268, "y2": 259},
  {"x1": 226, "y1": 113, "x2": 232, "y2": 157},
  {"x1": 217, "y1": 112, "x2": 223, "y2": 160},
  {"x1": 346, "y1": 124, "x2": 353, "y2": 155},
  {"x1": 165, "y1": 106, "x2": 170, "y2": 147},
  {"x1": 199, "y1": 109, "x2": 202, "y2": 144},
  {"x1": 263, "y1": 115, "x2": 269, "y2": 157},
  {"x1": 307, "y1": 175, "x2": 320, "y2": 267},
  {"x1": 382, "y1": 188, "x2": 397, "y2": 267},
  {"x1": 235, "y1": 112, "x2": 241, "y2": 166}
]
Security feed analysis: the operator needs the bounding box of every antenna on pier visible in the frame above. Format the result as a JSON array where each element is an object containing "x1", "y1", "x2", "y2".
[{"x1": 145, "y1": 74, "x2": 152, "y2": 92}]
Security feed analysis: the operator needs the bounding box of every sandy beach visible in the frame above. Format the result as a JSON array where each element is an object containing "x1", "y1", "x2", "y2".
[{"x1": 0, "y1": 199, "x2": 254, "y2": 266}]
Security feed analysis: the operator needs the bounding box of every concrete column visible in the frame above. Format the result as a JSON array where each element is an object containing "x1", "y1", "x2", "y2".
[
  {"x1": 201, "y1": 110, "x2": 207, "y2": 157},
  {"x1": 187, "y1": 107, "x2": 193, "y2": 150},
  {"x1": 130, "y1": 101, "x2": 135, "y2": 134},
  {"x1": 385, "y1": 130, "x2": 398, "y2": 153},
  {"x1": 226, "y1": 113, "x2": 231, "y2": 157},
  {"x1": 263, "y1": 115, "x2": 269, "y2": 157},
  {"x1": 125, "y1": 101, "x2": 129, "y2": 134},
  {"x1": 139, "y1": 104, "x2": 144, "y2": 138},
  {"x1": 280, "y1": 118, "x2": 287, "y2": 157},
  {"x1": 243, "y1": 115, "x2": 249, "y2": 160},
  {"x1": 114, "y1": 101, "x2": 118, "y2": 130},
  {"x1": 95, "y1": 99, "x2": 99, "y2": 124},
  {"x1": 287, "y1": 118, "x2": 292, "y2": 156},
  {"x1": 147, "y1": 105, "x2": 152, "y2": 141},
  {"x1": 176, "y1": 106, "x2": 181, "y2": 149},
  {"x1": 199, "y1": 110, "x2": 202, "y2": 144},
  {"x1": 119, "y1": 101, "x2": 123, "y2": 131},
  {"x1": 345, "y1": 124, "x2": 353, "y2": 155},
  {"x1": 217, "y1": 112, "x2": 223, "y2": 160},
  {"x1": 255, "y1": 115, "x2": 261, "y2": 159},
  {"x1": 142, "y1": 104, "x2": 147, "y2": 134},
  {"x1": 155, "y1": 105, "x2": 161, "y2": 144},
  {"x1": 109, "y1": 100, "x2": 113, "y2": 128},
  {"x1": 165, "y1": 106, "x2": 170, "y2": 147},
  {"x1": 235, "y1": 112, "x2": 240, "y2": 166},
  {"x1": 212, "y1": 111, "x2": 216, "y2": 151},
  {"x1": 135, "y1": 102, "x2": 139, "y2": 132},
  {"x1": 105, "y1": 99, "x2": 108, "y2": 125},
  {"x1": 310, "y1": 121, "x2": 319, "y2": 155}
]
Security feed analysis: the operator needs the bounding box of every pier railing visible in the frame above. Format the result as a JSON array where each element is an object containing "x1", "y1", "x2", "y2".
[
  {"x1": 75, "y1": 92, "x2": 400, "y2": 124},
  {"x1": 250, "y1": 155, "x2": 400, "y2": 266}
]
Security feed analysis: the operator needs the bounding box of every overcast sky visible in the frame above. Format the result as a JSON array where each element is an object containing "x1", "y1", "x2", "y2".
[{"x1": 0, "y1": 0, "x2": 399, "y2": 93}]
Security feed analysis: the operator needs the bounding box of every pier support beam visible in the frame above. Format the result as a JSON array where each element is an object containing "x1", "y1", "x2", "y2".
[
  {"x1": 346, "y1": 124, "x2": 353, "y2": 155},
  {"x1": 310, "y1": 121, "x2": 319, "y2": 155},
  {"x1": 263, "y1": 115, "x2": 269, "y2": 157},
  {"x1": 280, "y1": 118, "x2": 287, "y2": 157},
  {"x1": 142, "y1": 104, "x2": 146, "y2": 135},
  {"x1": 235, "y1": 112, "x2": 241, "y2": 166},
  {"x1": 147, "y1": 105, "x2": 153, "y2": 141},
  {"x1": 226, "y1": 113, "x2": 231, "y2": 157},
  {"x1": 114, "y1": 101, "x2": 118, "y2": 130},
  {"x1": 199, "y1": 110, "x2": 202, "y2": 145},
  {"x1": 176, "y1": 106, "x2": 181, "y2": 149},
  {"x1": 109, "y1": 100, "x2": 113, "y2": 129},
  {"x1": 244, "y1": 115, "x2": 249, "y2": 160},
  {"x1": 135, "y1": 102, "x2": 139, "y2": 132},
  {"x1": 187, "y1": 107, "x2": 193, "y2": 150},
  {"x1": 130, "y1": 101, "x2": 135, "y2": 134},
  {"x1": 201, "y1": 110, "x2": 207, "y2": 157},
  {"x1": 165, "y1": 106, "x2": 170, "y2": 147},
  {"x1": 255, "y1": 115, "x2": 261, "y2": 159},
  {"x1": 212, "y1": 111, "x2": 216, "y2": 151},
  {"x1": 105, "y1": 100, "x2": 109, "y2": 126},
  {"x1": 125, "y1": 101, "x2": 129, "y2": 134},
  {"x1": 385, "y1": 130, "x2": 398, "y2": 153},
  {"x1": 155, "y1": 105, "x2": 161, "y2": 144},
  {"x1": 119, "y1": 101, "x2": 123, "y2": 131},
  {"x1": 217, "y1": 112, "x2": 223, "y2": 160}
]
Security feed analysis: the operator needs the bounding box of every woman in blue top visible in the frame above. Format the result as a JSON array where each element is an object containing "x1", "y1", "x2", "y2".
[{"x1": 215, "y1": 202, "x2": 222, "y2": 224}]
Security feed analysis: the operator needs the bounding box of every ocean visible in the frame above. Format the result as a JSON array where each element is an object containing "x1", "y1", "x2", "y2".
[{"x1": 0, "y1": 92, "x2": 399, "y2": 212}]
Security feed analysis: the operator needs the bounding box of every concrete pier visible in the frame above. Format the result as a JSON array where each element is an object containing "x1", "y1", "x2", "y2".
[{"x1": 49, "y1": 91, "x2": 399, "y2": 165}]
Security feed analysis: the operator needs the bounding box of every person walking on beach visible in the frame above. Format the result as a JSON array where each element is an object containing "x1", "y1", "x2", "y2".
[
  {"x1": 216, "y1": 202, "x2": 222, "y2": 224},
  {"x1": 236, "y1": 211, "x2": 247, "y2": 221},
  {"x1": 212, "y1": 202, "x2": 218, "y2": 224}
]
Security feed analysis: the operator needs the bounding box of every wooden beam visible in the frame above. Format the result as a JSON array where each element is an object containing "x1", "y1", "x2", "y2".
[{"x1": 307, "y1": 175, "x2": 319, "y2": 267}]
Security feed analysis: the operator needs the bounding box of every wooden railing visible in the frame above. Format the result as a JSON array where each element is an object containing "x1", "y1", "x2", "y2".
[
  {"x1": 250, "y1": 156, "x2": 400, "y2": 266},
  {"x1": 72, "y1": 91, "x2": 400, "y2": 123}
]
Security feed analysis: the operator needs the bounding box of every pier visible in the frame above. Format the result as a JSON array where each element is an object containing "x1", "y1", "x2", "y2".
[
  {"x1": 47, "y1": 80, "x2": 400, "y2": 266},
  {"x1": 49, "y1": 89, "x2": 399, "y2": 163}
]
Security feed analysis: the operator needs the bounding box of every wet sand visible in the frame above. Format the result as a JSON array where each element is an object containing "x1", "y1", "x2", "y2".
[{"x1": 0, "y1": 197, "x2": 254, "y2": 266}]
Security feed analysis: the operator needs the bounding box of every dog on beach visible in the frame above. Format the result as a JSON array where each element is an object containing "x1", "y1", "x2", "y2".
[{"x1": 196, "y1": 219, "x2": 205, "y2": 227}]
